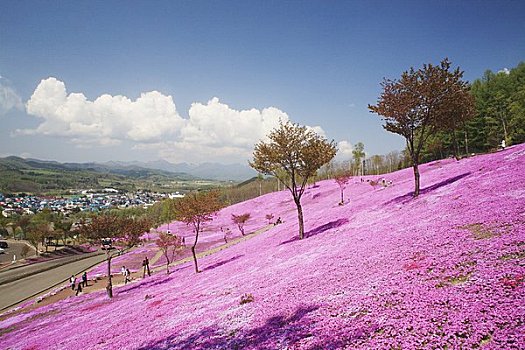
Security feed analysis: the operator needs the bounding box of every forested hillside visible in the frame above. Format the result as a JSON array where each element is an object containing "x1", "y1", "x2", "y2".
[{"x1": 422, "y1": 62, "x2": 525, "y2": 161}]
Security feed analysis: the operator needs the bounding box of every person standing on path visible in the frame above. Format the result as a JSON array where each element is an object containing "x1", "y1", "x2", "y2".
[
  {"x1": 124, "y1": 268, "x2": 131, "y2": 284},
  {"x1": 142, "y1": 257, "x2": 151, "y2": 278},
  {"x1": 70, "y1": 275, "x2": 76, "y2": 290},
  {"x1": 82, "y1": 272, "x2": 88, "y2": 287}
]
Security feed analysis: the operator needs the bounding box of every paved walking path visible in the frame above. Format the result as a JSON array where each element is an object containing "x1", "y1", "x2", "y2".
[
  {"x1": 0, "y1": 224, "x2": 275, "y2": 312},
  {"x1": 152, "y1": 224, "x2": 274, "y2": 273}
]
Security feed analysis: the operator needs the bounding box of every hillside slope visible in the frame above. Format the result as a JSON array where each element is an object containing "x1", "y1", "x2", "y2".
[
  {"x1": 0, "y1": 156, "x2": 196, "y2": 193},
  {"x1": 1, "y1": 145, "x2": 524, "y2": 349}
]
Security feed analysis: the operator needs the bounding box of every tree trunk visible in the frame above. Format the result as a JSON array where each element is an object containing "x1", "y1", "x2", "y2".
[
  {"x1": 501, "y1": 114, "x2": 508, "y2": 142},
  {"x1": 340, "y1": 189, "x2": 344, "y2": 204},
  {"x1": 412, "y1": 162, "x2": 420, "y2": 197},
  {"x1": 106, "y1": 251, "x2": 113, "y2": 298},
  {"x1": 295, "y1": 199, "x2": 305, "y2": 239},
  {"x1": 464, "y1": 130, "x2": 469, "y2": 155},
  {"x1": 452, "y1": 131, "x2": 460, "y2": 160},
  {"x1": 191, "y1": 229, "x2": 200, "y2": 273},
  {"x1": 191, "y1": 245, "x2": 199, "y2": 273}
]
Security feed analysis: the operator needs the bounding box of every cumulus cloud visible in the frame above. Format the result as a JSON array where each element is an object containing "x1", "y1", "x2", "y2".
[
  {"x1": 498, "y1": 68, "x2": 510, "y2": 75},
  {"x1": 0, "y1": 76, "x2": 24, "y2": 115},
  {"x1": 21, "y1": 77, "x2": 315, "y2": 163},
  {"x1": 335, "y1": 140, "x2": 353, "y2": 161},
  {"x1": 22, "y1": 77, "x2": 184, "y2": 144},
  {"x1": 183, "y1": 97, "x2": 289, "y2": 148}
]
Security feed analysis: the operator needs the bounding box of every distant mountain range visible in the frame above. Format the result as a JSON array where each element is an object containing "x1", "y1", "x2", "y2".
[
  {"x1": 101, "y1": 159, "x2": 256, "y2": 181},
  {"x1": 1, "y1": 156, "x2": 256, "y2": 182}
]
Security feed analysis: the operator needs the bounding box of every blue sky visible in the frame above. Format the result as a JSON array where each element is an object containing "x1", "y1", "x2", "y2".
[{"x1": 1, "y1": 0, "x2": 524, "y2": 164}]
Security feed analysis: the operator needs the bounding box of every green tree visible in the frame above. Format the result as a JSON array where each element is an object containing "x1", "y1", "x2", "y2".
[
  {"x1": 160, "y1": 198, "x2": 177, "y2": 232},
  {"x1": 26, "y1": 223, "x2": 51, "y2": 256},
  {"x1": 16, "y1": 215, "x2": 32, "y2": 240},
  {"x1": 467, "y1": 62, "x2": 525, "y2": 151},
  {"x1": 54, "y1": 216, "x2": 73, "y2": 247},
  {"x1": 250, "y1": 121, "x2": 337, "y2": 239},
  {"x1": 352, "y1": 142, "x2": 365, "y2": 176},
  {"x1": 369, "y1": 58, "x2": 475, "y2": 196}
]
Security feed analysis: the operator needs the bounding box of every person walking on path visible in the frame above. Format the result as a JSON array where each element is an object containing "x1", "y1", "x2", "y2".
[
  {"x1": 70, "y1": 275, "x2": 76, "y2": 290},
  {"x1": 82, "y1": 272, "x2": 88, "y2": 287},
  {"x1": 75, "y1": 280, "x2": 83, "y2": 296}
]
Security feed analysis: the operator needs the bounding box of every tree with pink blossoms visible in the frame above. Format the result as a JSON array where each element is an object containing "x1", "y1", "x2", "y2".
[{"x1": 231, "y1": 213, "x2": 251, "y2": 236}]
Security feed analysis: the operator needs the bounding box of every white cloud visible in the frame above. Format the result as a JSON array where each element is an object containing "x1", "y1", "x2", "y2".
[
  {"x1": 183, "y1": 97, "x2": 289, "y2": 148},
  {"x1": 335, "y1": 140, "x2": 353, "y2": 161},
  {"x1": 498, "y1": 68, "x2": 510, "y2": 75},
  {"x1": 21, "y1": 77, "x2": 328, "y2": 163},
  {"x1": 22, "y1": 77, "x2": 184, "y2": 144},
  {"x1": 0, "y1": 76, "x2": 24, "y2": 115}
]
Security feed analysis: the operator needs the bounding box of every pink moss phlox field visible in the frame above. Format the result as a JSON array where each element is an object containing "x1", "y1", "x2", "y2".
[{"x1": 1, "y1": 145, "x2": 524, "y2": 349}]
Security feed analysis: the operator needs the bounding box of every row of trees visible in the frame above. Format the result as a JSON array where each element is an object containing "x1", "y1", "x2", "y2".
[{"x1": 0, "y1": 209, "x2": 76, "y2": 256}]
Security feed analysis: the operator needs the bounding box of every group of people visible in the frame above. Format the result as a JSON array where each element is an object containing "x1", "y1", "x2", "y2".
[
  {"x1": 121, "y1": 256, "x2": 151, "y2": 285},
  {"x1": 69, "y1": 255, "x2": 152, "y2": 295},
  {"x1": 121, "y1": 266, "x2": 132, "y2": 284},
  {"x1": 69, "y1": 272, "x2": 88, "y2": 296}
]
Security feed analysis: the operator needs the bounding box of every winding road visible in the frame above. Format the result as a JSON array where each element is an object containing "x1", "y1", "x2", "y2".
[{"x1": 0, "y1": 252, "x2": 106, "y2": 311}]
